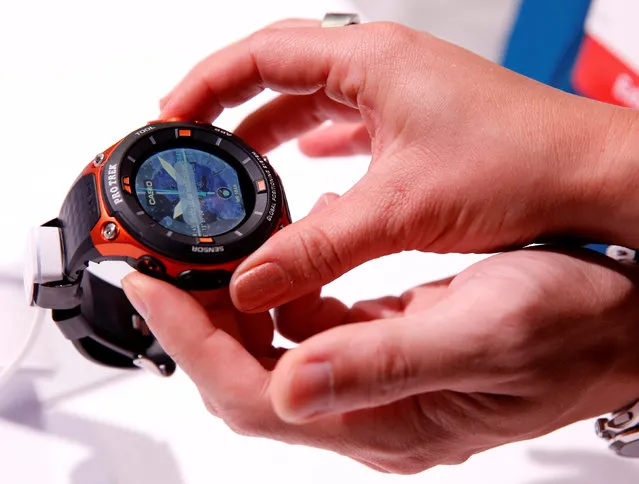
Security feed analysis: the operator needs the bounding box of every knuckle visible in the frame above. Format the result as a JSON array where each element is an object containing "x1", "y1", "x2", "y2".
[
  {"x1": 364, "y1": 22, "x2": 416, "y2": 55},
  {"x1": 368, "y1": 174, "x2": 421, "y2": 250},
  {"x1": 200, "y1": 394, "x2": 220, "y2": 417},
  {"x1": 224, "y1": 414, "x2": 261, "y2": 438},
  {"x1": 466, "y1": 290, "x2": 550, "y2": 382},
  {"x1": 357, "y1": 22, "x2": 424, "y2": 79},
  {"x1": 293, "y1": 225, "x2": 345, "y2": 282},
  {"x1": 442, "y1": 452, "x2": 474, "y2": 466},
  {"x1": 369, "y1": 339, "x2": 413, "y2": 404},
  {"x1": 246, "y1": 29, "x2": 276, "y2": 58},
  {"x1": 248, "y1": 28, "x2": 268, "y2": 44},
  {"x1": 326, "y1": 22, "x2": 418, "y2": 106},
  {"x1": 371, "y1": 456, "x2": 430, "y2": 475},
  {"x1": 224, "y1": 408, "x2": 280, "y2": 439}
]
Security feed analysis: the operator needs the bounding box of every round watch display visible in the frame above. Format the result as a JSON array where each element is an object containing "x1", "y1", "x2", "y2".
[
  {"x1": 135, "y1": 147, "x2": 247, "y2": 238},
  {"x1": 101, "y1": 122, "x2": 282, "y2": 264}
]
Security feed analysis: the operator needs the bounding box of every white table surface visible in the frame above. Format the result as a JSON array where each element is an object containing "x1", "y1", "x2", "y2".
[{"x1": 1, "y1": 0, "x2": 638, "y2": 482}]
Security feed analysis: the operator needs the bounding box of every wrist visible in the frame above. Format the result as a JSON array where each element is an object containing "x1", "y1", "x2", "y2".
[{"x1": 552, "y1": 101, "x2": 639, "y2": 247}]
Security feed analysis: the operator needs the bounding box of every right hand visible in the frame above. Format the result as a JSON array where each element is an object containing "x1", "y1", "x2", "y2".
[{"x1": 160, "y1": 19, "x2": 639, "y2": 312}]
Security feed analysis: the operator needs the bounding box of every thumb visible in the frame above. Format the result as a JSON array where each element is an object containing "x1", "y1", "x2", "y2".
[
  {"x1": 120, "y1": 272, "x2": 267, "y2": 402},
  {"x1": 268, "y1": 287, "x2": 493, "y2": 423},
  {"x1": 230, "y1": 174, "x2": 399, "y2": 312}
]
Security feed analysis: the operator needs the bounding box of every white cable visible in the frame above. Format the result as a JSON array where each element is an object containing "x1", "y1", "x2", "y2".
[{"x1": 0, "y1": 306, "x2": 46, "y2": 392}]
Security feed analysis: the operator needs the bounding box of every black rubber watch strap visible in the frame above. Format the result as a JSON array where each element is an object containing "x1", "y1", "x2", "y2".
[
  {"x1": 51, "y1": 270, "x2": 175, "y2": 376},
  {"x1": 58, "y1": 173, "x2": 101, "y2": 279},
  {"x1": 33, "y1": 173, "x2": 175, "y2": 376}
]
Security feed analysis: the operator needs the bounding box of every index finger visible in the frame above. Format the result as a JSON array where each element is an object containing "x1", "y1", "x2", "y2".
[{"x1": 160, "y1": 20, "x2": 372, "y2": 121}]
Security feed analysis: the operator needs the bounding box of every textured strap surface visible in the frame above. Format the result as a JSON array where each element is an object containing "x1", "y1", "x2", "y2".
[
  {"x1": 54, "y1": 271, "x2": 175, "y2": 374},
  {"x1": 58, "y1": 174, "x2": 100, "y2": 278},
  {"x1": 50, "y1": 173, "x2": 175, "y2": 374}
]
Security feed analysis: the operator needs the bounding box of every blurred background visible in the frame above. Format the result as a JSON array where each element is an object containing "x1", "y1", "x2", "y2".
[
  {"x1": 2, "y1": 0, "x2": 637, "y2": 483},
  {"x1": 353, "y1": 0, "x2": 519, "y2": 61}
]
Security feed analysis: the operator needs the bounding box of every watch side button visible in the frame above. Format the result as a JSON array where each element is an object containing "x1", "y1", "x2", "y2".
[
  {"x1": 135, "y1": 256, "x2": 166, "y2": 278},
  {"x1": 176, "y1": 270, "x2": 231, "y2": 291}
]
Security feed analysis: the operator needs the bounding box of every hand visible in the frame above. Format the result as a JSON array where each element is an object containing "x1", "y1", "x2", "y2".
[
  {"x1": 121, "y1": 247, "x2": 639, "y2": 474},
  {"x1": 159, "y1": 18, "x2": 639, "y2": 313}
]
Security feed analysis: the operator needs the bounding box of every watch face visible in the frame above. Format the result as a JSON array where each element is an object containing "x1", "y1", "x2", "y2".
[
  {"x1": 134, "y1": 148, "x2": 247, "y2": 237},
  {"x1": 102, "y1": 122, "x2": 285, "y2": 264}
]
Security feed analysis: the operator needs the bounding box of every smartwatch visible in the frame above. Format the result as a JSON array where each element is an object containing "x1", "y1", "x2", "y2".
[{"x1": 24, "y1": 120, "x2": 291, "y2": 376}]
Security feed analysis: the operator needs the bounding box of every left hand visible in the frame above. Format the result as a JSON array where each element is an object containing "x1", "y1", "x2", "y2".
[{"x1": 121, "y1": 246, "x2": 639, "y2": 474}]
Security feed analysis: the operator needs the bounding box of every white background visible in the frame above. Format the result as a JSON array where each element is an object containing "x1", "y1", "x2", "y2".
[
  {"x1": 1, "y1": 0, "x2": 638, "y2": 482},
  {"x1": 586, "y1": 0, "x2": 639, "y2": 70}
]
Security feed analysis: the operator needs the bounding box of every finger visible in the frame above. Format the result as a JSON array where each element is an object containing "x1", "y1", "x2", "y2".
[
  {"x1": 229, "y1": 171, "x2": 400, "y2": 312},
  {"x1": 234, "y1": 93, "x2": 361, "y2": 154},
  {"x1": 235, "y1": 309, "x2": 275, "y2": 359},
  {"x1": 299, "y1": 122, "x2": 371, "y2": 157},
  {"x1": 187, "y1": 288, "x2": 246, "y2": 344},
  {"x1": 160, "y1": 18, "x2": 321, "y2": 111},
  {"x1": 121, "y1": 272, "x2": 269, "y2": 410},
  {"x1": 159, "y1": 23, "x2": 372, "y2": 121},
  {"x1": 273, "y1": 192, "x2": 347, "y2": 341},
  {"x1": 121, "y1": 270, "x2": 433, "y2": 450},
  {"x1": 277, "y1": 277, "x2": 453, "y2": 343},
  {"x1": 268, "y1": 283, "x2": 496, "y2": 423},
  {"x1": 120, "y1": 271, "x2": 347, "y2": 442},
  {"x1": 188, "y1": 285, "x2": 277, "y2": 360},
  {"x1": 275, "y1": 291, "x2": 348, "y2": 343},
  {"x1": 276, "y1": 294, "x2": 406, "y2": 343}
]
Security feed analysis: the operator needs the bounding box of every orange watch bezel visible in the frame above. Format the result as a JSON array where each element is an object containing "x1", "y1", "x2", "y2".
[{"x1": 83, "y1": 128, "x2": 291, "y2": 281}]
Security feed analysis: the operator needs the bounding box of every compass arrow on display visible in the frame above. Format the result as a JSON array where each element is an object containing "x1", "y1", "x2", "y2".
[
  {"x1": 173, "y1": 200, "x2": 184, "y2": 219},
  {"x1": 157, "y1": 156, "x2": 178, "y2": 181}
]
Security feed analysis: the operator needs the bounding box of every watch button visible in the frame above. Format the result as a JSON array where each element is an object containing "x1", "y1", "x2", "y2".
[
  {"x1": 136, "y1": 256, "x2": 166, "y2": 277},
  {"x1": 176, "y1": 270, "x2": 231, "y2": 291}
]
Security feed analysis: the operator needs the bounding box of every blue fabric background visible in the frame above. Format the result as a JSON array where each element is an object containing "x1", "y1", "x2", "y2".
[
  {"x1": 501, "y1": 0, "x2": 633, "y2": 258},
  {"x1": 502, "y1": 0, "x2": 592, "y2": 92}
]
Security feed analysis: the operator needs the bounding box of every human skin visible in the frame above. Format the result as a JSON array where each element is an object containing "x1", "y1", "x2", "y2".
[
  {"x1": 158, "y1": 19, "x2": 639, "y2": 314},
  {"x1": 122, "y1": 245, "x2": 639, "y2": 474},
  {"x1": 121, "y1": 19, "x2": 639, "y2": 473}
]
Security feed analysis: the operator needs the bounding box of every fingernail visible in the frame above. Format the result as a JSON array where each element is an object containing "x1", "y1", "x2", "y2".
[
  {"x1": 234, "y1": 262, "x2": 289, "y2": 310},
  {"x1": 121, "y1": 274, "x2": 149, "y2": 319},
  {"x1": 283, "y1": 361, "x2": 334, "y2": 422}
]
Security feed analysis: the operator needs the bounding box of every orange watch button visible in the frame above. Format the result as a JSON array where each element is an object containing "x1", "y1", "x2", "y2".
[{"x1": 199, "y1": 237, "x2": 214, "y2": 243}]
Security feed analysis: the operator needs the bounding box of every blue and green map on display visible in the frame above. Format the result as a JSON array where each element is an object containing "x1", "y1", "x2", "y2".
[{"x1": 135, "y1": 148, "x2": 246, "y2": 237}]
